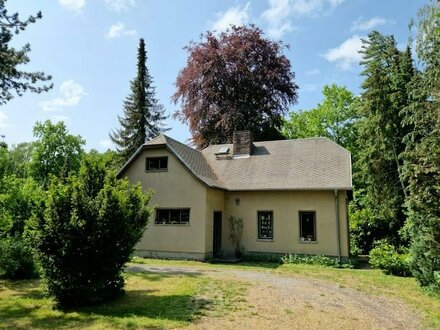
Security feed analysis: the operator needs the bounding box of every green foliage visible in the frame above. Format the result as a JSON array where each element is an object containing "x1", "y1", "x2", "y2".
[
  {"x1": 228, "y1": 216, "x2": 244, "y2": 257},
  {"x1": 32, "y1": 157, "x2": 152, "y2": 308},
  {"x1": 280, "y1": 253, "x2": 356, "y2": 268},
  {"x1": 0, "y1": 175, "x2": 44, "y2": 236},
  {"x1": 110, "y1": 38, "x2": 167, "y2": 163},
  {"x1": 0, "y1": 146, "x2": 8, "y2": 181},
  {"x1": 349, "y1": 202, "x2": 380, "y2": 254},
  {"x1": 282, "y1": 84, "x2": 358, "y2": 152},
  {"x1": 0, "y1": 174, "x2": 43, "y2": 280},
  {"x1": 173, "y1": 25, "x2": 298, "y2": 148},
  {"x1": 0, "y1": 0, "x2": 52, "y2": 105},
  {"x1": 402, "y1": 2, "x2": 440, "y2": 290},
  {"x1": 30, "y1": 120, "x2": 85, "y2": 187},
  {"x1": 354, "y1": 31, "x2": 416, "y2": 251},
  {"x1": 369, "y1": 241, "x2": 412, "y2": 277},
  {"x1": 0, "y1": 236, "x2": 39, "y2": 279},
  {"x1": 7, "y1": 142, "x2": 35, "y2": 178}
]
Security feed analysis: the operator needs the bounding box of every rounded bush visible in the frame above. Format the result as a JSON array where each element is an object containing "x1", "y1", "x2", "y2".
[
  {"x1": 0, "y1": 237, "x2": 39, "y2": 279},
  {"x1": 369, "y1": 242, "x2": 412, "y2": 277}
]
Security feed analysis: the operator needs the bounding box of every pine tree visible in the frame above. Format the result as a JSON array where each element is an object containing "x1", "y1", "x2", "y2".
[
  {"x1": 0, "y1": 0, "x2": 52, "y2": 105},
  {"x1": 355, "y1": 31, "x2": 416, "y2": 250},
  {"x1": 110, "y1": 39, "x2": 167, "y2": 162},
  {"x1": 402, "y1": 2, "x2": 440, "y2": 289}
]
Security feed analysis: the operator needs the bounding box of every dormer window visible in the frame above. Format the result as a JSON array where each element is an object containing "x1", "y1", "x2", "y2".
[{"x1": 146, "y1": 157, "x2": 168, "y2": 171}]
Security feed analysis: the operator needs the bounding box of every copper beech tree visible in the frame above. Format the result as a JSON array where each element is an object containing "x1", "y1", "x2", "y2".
[{"x1": 173, "y1": 25, "x2": 298, "y2": 149}]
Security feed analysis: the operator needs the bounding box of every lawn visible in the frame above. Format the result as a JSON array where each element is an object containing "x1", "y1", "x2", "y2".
[
  {"x1": 0, "y1": 271, "x2": 247, "y2": 329},
  {"x1": 132, "y1": 257, "x2": 440, "y2": 329},
  {"x1": 1, "y1": 258, "x2": 439, "y2": 329}
]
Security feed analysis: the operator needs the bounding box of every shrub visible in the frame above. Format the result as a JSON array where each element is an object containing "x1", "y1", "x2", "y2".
[
  {"x1": 281, "y1": 253, "x2": 355, "y2": 268},
  {"x1": 0, "y1": 237, "x2": 39, "y2": 279},
  {"x1": 281, "y1": 254, "x2": 336, "y2": 267},
  {"x1": 32, "y1": 157, "x2": 152, "y2": 308},
  {"x1": 369, "y1": 241, "x2": 412, "y2": 277}
]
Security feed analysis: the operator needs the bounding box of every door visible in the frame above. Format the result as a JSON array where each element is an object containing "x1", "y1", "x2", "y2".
[{"x1": 213, "y1": 211, "x2": 222, "y2": 257}]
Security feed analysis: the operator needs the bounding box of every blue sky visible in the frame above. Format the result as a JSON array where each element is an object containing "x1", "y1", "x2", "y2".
[{"x1": 1, "y1": 0, "x2": 426, "y2": 150}]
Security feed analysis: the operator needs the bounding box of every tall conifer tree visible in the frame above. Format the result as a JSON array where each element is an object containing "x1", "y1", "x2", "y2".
[
  {"x1": 402, "y1": 2, "x2": 440, "y2": 289},
  {"x1": 355, "y1": 31, "x2": 416, "y2": 249},
  {"x1": 110, "y1": 39, "x2": 167, "y2": 162}
]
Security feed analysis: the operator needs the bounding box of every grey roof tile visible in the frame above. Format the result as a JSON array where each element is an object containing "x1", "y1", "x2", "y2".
[{"x1": 119, "y1": 134, "x2": 352, "y2": 190}]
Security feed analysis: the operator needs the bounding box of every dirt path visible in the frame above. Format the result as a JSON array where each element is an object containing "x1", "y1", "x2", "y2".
[{"x1": 127, "y1": 263, "x2": 421, "y2": 330}]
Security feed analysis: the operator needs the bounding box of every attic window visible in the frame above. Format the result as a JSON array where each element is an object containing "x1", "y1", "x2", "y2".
[
  {"x1": 146, "y1": 157, "x2": 168, "y2": 171},
  {"x1": 214, "y1": 146, "x2": 230, "y2": 156}
]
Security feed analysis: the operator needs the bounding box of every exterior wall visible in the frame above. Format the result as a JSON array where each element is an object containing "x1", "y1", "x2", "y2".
[
  {"x1": 205, "y1": 188, "x2": 225, "y2": 254},
  {"x1": 121, "y1": 147, "x2": 208, "y2": 258},
  {"x1": 221, "y1": 190, "x2": 349, "y2": 258},
  {"x1": 122, "y1": 147, "x2": 349, "y2": 259}
]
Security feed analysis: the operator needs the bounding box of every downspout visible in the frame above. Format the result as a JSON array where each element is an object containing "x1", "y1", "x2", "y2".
[{"x1": 334, "y1": 190, "x2": 341, "y2": 262}]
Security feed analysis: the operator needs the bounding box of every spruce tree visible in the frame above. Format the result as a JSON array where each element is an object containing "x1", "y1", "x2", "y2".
[
  {"x1": 355, "y1": 31, "x2": 415, "y2": 250},
  {"x1": 110, "y1": 39, "x2": 167, "y2": 162},
  {"x1": 402, "y1": 2, "x2": 440, "y2": 289}
]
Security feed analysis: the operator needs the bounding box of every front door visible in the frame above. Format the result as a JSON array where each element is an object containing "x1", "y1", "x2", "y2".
[{"x1": 213, "y1": 211, "x2": 222, "y2": 257}]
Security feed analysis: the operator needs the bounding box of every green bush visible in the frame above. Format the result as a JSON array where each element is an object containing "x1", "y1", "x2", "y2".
[
  {"x1": 0, "y1": 237, "x2": 39, "y2": 279},
  {"x1": 281, "y1": 254, "x2": 336, "y2": 267},
  {"x1": 281, "y1": 253, "x2": 355, "y2": 268},
  {"x1": 32, "y1": 157, "x2": 152, "y2": 308},
  {"x1": 369, "y1": 242, "x2": 412, "y2": 277}
]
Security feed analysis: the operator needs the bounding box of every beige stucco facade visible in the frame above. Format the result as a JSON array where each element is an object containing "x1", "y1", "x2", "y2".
[{"x1": 121, "y1": 145, "x2": 350, "y2": 260}]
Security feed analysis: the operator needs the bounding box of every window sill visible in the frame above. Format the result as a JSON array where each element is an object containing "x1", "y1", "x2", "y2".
[
  {"x1": 257, "y1": 239, "x2": 274, "y2": 242},
  {"x1": 298, "y1": 240, "x2": 318, "y2": 244},
  {"x1": 154, "y1": 223, "x2": 190, "y2": 226},
  {"x1": 146, "y1": 169, "x2": 168, "y2": 172}
]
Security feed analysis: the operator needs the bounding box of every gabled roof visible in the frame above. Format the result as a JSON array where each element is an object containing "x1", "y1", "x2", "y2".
[
  {"x1": 118, "y1": 134, "x2": 352, "y2": 191},
  {"x1": 117, "y1": 134, "x2": 222, "y2": 188}
]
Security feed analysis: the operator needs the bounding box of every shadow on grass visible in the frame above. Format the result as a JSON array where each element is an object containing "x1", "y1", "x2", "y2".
[
  {"x1": 126, "y1": 265, "x2": 205, "y2": 277},
  {"x1": 0, "y1": 276, "x2": 211, "y2": 329},
  {"x1": 209, "y1": 260, "x2": 282, "y2": 270},
  {"x1": 1, "y1": 279, "x2": 46, "y2": 299}
]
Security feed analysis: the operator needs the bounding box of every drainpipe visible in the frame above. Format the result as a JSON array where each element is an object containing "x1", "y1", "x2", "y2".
[{"x1": 334, "y1": 190, "x2": 341, "y2": 262}]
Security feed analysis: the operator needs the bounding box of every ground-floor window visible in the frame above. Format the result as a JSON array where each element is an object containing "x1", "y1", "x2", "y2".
[
  {"x1": 299, "y1": 211, "x2": 316, "y2": 241},
  {"x1": 258, "y1": 211, "x2": 273, "y2": 239},
  {"x1": 155, "y1": 209, "x2": 190, "y2": 225}
]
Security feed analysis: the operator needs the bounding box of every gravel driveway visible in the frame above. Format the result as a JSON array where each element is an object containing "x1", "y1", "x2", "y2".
[{"x1": 127, "y1": 263, "x2": 421, "y2": 330}]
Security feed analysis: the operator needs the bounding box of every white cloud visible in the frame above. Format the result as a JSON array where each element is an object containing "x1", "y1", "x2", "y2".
[
  {"x1": 351, "y1": 16, "x2": 387, "y2": 32},
  {"x1": 211, "y1": 2, "x2": 251, "y2": 32},
  {"x1": 323, "y1": 35, "x2": 363, "y2": 70},
  {"x1": 261, "y1": 0, "x2": 296, "y2": 39},
  {"x1": 39, "y1": 80, "x2": 86, "y2": 112},
  {"x1": 103, "y1": 0, "x2": 135, "y2": 12},
  {"x1": 106, "y1": 22, "x2": 137, "y2": 39},
  {"x1": 99, "y1": 139, "x2": 114, "y2": 149},
  {"x1": 58, "y1": 0, "x2": 85, "y2": 12},
  {"x1": 306, "y1": 68, "x2": 320, "y2": 75},
  {"x1": 0, "y1": 111, "x2": 11, "y2": 128},
  {"x1": 291, "y1": 0, "x2": 345, "y2": 16}
]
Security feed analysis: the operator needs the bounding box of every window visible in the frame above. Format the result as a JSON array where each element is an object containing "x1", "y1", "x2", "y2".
[
  {"x1": 299, "y1": 211, "x2": 316, "y2": 241},
  {"x1": 146, "y1": 157, "x2": 168, "y2": 171},
  {"x1": 258, "y1": 211, "x2": 273, "y2": 239},
  {"x1": 155, "y1": 209, "x2": 190, "y2": 225}
]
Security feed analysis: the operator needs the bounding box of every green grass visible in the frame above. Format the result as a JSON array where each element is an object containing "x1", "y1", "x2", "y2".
[
  {"x1": 0, "y1": 272, "x2": 247, "y2": 329},
  {"x1": 132, "y1": 257, "x2": 440, "y2": 328},
  {"x1": 2, "y1": 257, "x2": 439, "y2": 329}
]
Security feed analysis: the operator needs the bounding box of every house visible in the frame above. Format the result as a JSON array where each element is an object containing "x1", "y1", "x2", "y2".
[{"x1": 117, "y1": 131, "x2": 352, "y2": 260}]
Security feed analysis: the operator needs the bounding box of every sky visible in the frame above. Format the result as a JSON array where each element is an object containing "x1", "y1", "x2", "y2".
[{"x1": 0, "y1": 0, "x2": 427, "y2": 150}]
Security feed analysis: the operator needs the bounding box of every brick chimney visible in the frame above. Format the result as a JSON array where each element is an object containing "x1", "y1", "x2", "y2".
[{"x1": 233, "y1": 131, "x2": 253, "y2": 157}]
